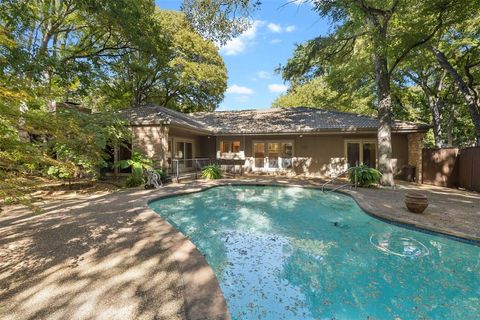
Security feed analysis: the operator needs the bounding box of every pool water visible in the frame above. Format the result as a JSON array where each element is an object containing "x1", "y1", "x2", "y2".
[{"x1": 149, "y1": 186, "x2": 480, "y2": 319}]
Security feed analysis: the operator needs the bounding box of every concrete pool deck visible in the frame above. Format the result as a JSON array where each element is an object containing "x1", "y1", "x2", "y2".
[{"x1": 1, "y1": 178, "x2": 479, "y2": 319}]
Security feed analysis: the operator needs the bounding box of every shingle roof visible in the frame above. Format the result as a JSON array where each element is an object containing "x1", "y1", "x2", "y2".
[
  {"x1": 191, "y1": 107, "x2": 429, "y2": 134},
  {"x1": 121, "y1": 105, "x2": 429, "y2": 134},
  {"x1": 120, "y1": 105, "x2": 210, "y2": 132}
]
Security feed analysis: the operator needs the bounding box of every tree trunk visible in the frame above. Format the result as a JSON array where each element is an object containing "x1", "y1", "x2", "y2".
[
  {"x1": 429, "y1": 46, "x2": 480, "y2": 145},
  {"x1": 374, "y1": 52, "x2": 394, "y2": 186},
  {"x1": 428, "y1": 96, "x2": 445, "y2": 148}
]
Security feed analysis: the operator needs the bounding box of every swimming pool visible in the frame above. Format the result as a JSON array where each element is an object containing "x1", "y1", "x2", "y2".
[{"x1": 149, "y1": 185, "x2": 480, "y2": 319}]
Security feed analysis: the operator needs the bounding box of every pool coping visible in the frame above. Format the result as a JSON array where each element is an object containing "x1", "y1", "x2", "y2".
[{"x1": 140, "y1": 180, "x2": 480, "y2": 320}]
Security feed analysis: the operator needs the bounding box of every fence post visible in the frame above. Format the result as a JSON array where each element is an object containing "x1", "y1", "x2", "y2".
[
  {"x1": 176, "y1": 160, "x2": 179, "y2": 183},
  {"x1": 194, "y1": 159, "x2": 198, "y2": 180}
]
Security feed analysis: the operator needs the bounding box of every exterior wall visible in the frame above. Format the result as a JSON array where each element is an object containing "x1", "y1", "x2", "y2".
[
  {"x1": 130, "y1": 124, "x2": 413, "y2": 179},
  {"x1": 168, "y1": 127, "x2": 213, "y2": 158},
  {"x1": 407, "y1": 132, "x2": 425, "y2": 182},
  {"x1": 131, "y1": 124, "x2": 169, "y2": 167},
  {"x1": 215, "y1": 133, "x2": 410, "y2": 177}
]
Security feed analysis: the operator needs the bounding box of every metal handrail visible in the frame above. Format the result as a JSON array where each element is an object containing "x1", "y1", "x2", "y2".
[
  {"x1": 321, "y1": 165, "x2": 358, "y2": 192},
  {"x1": 330, "y1": 183, "x2": 353, "y2": 192},
  {"x1": 172, "y1": 158, "x2": 212, "y2": 182},
  {"x1": 321, "y1": 168, "x2": 349, "y2": 191}
]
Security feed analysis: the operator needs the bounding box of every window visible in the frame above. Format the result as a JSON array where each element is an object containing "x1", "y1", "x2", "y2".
[{"x1": 220, "y1": 141, "x2": 241, "y2": 153}]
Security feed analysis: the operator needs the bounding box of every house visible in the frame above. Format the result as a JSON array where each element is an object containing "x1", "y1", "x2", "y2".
[{"x1": 121, "y1": 105, "x2": 429, "y2": 180}]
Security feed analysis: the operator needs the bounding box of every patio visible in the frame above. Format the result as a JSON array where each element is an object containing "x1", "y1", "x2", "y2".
[{"x1": 0, "y1": 178, "x2": 479, "y2": 319}]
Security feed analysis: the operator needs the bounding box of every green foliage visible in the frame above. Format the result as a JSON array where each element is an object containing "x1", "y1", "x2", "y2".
[
  {"x1": 125, "y1": 174, "x2": 145, "y2": 188},
  {"x1": 114, "y1": 152, "x2": 153, "y2": 187},
  {"x1": 0, "y1": 0, "x2": 236, "y2": 203},
  {"x1": 96, "y1": 9, "x2": 227, "y2": 112},
  {"x1": 348, "y1": 165, "x2": 382, "y2": 187},
  {"x1": 279, "y1": 0, "x2": 480, "y2": 147},
  {"x1": 181, "y1": 0, "x2": 260, "y2": 45},
  {"x1": 155, "y1": 168, "x2": 169, "y2": 183},
  {"x1": 201, "y1": 164, "x2": 222, "y2": 179},
  {"x1": 47, "y1": 165, "x2": 74, "y2": 180},
  {"x1": 272, "y1": 78, "x2": 375, "y2": 115}
]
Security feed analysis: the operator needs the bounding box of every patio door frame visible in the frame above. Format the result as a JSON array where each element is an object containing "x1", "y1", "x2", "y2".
[
  {"x1": 172, "y1": 137, "x2": 195, "y2": 169},
  {"x1": 252, "y1": 139, "x2": 295, "y2": 171},
  {"x1": 344, "y1": 139, "x2": 377, "y2": 168}
]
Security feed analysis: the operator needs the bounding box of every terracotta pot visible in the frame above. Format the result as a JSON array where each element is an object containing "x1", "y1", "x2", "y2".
[{"x1": 405, "y1": 192, "x2": 429, "y2": 214}]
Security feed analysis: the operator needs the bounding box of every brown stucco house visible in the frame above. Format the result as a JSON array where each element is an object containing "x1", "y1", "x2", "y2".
[{"x1": 121, "y1": 105, "x2": 429, "y2": 180}]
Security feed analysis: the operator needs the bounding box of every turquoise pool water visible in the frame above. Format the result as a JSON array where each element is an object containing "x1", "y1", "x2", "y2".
[{"x1": 149, "y1": 186, "x2": 480, "y2": 319}]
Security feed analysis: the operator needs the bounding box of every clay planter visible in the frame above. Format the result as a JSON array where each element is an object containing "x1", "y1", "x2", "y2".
[{"x1": 405, "y1": 193, "x2": 429, "y2": 214}]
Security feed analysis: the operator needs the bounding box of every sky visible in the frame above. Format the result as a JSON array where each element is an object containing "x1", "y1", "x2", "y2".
[{"x1": 156, "y1": 1, "x2": 330, "y2": 110}]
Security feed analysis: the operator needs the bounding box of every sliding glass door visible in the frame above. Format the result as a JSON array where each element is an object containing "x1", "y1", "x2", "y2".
[{"x1": 174, "y1": 140, "x2": 194, "y2": 170}]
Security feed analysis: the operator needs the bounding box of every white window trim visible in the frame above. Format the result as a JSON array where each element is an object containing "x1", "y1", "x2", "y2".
[
  {"x1": 344, "y1": 139, "x2": 377, "y2": 167},
  {"x1": 172, "y1": 138, "x2": 195, "y2": 168},
  {"x1": 252, "y1": 140, "x2": 295, "y2": 171},
  {"x1": 218, "y1": 139, "x2": 243, "y2": 159}
]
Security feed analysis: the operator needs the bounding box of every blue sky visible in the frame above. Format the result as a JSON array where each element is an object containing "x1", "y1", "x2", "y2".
[{"x1": 157, "y1": 1, "x2": 330, "y2": 110}]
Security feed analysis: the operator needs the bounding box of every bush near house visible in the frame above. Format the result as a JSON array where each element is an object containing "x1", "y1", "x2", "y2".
[
  {"x1": 202, "y1": 164, "x2": 222, "y2": 179},
  {"x1": 114, "y1": 152, "x2": 153, "y2": 187},
  {"x1": 348, "y1": 165, "x2": 382, "y2": 187}
]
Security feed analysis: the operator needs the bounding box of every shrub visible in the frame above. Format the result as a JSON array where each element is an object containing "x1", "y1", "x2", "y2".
[
  {"x1": 125, "y1": 174, "x2": 145, "y2": 187},
  {"x1": 155, "y1": 168, "x2": 169, "y2": 183},
  {"x1": 202, "y1": 164, "x2": 222, "y2": 179},
  {"x1": 114, "y1": 152, "x2": 153, "y2": 187},
  {"x1": 348, "y1": 165, "x2": 382, "y2": 187}
]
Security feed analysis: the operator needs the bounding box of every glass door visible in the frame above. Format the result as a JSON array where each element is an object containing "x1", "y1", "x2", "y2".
[
  {"x1": 347, "y1": 142, "x2": 360, "y2": 167},
  {"x1": 253, "y1": 143, "x2": 265, "y2": 168},
  {"x1": 185, "y1": 142, "x2": 193, "y2": 168},
  {"x1": 282, "y1": 143, "x2": 293, "y2": 168},
  {"x1": 268, "y1": 143, "x2": 281, "y2": 169},
  {"x1": 362, "y1": 143, "x2": 376, "y2": 168},
  {"x1": 346, "y1": 141, "x2": 376, "y2": 168},
  {"x1": 174, "y1": 140, "x2": 194, "y2": 170}
]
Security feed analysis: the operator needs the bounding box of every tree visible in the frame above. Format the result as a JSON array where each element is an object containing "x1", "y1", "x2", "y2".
[
  {"x1": 425, "y1": 10, "x2": 480, "y2": 145},
  {"x1": 0, "y1": 0, "x2": 153, "y2": 204},
  {"x1": 0, "y1": 0, "x2": 254, "y2": 205},
  {"x1": 396, "y1": 51, "x2": 451, "y2": 147},
  {"x1": 281, "y1": 1, "x2": 453, "y2": 185},
  {"x1": 272, "y1": 77, "x2": 375, "y2": 115},
  {"x1": 97, "y1": 10, "x2": 227, "y2": 112},
  {"x1": 181, "y1": 0, "x2": 261, "y2": 45}
]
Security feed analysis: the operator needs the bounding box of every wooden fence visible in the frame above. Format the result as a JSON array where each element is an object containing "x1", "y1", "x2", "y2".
[{"x1": 422, "y1": 146, "x2": 480, "y2": 192}]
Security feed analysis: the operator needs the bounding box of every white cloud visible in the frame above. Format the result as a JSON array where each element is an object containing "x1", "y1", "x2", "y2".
[
  {"x1": 220, "y1": 20, "x2": 264, "y2": 56},
  {"x1": 270, "y1": 38, "x2": 282, "y2": 44},
  {"x1": 267, "y1": 23, "x2": 282, "y2": 33},
  {"x1": 285, "y1": 25, "x2": 296, "y2": 32},
  {"x1": 227, "y1": 84, "x2": 254, "y2": 95},
  {"x1": 292, "y1": 0, "x2": 312, "y2": 5},
  {"x1": 256, "y1": 71, "x2": 271, "y2": 79},
  {"x1": 267, "y1": 23, "x2": 296, "y2": 34},
  {"x1": 268, "y1": 84, "x2": 289, "y2": 93}
]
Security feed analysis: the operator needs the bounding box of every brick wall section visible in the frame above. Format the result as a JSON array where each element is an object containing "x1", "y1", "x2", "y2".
[
  {"x1": 407, "y1": 132, "x2": 425, "y2": 182},
  {"x1": 131, "y1": 124, "x2": 169, "y2": 168}
]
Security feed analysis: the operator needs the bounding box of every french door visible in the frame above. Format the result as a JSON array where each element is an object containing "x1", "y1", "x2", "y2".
[
  {"x1": 346, "y1": 140, "x2": 377, "y2": 168},
  {"x1": 253, "y1": 141, "x2": 293, "y2": 170}
]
